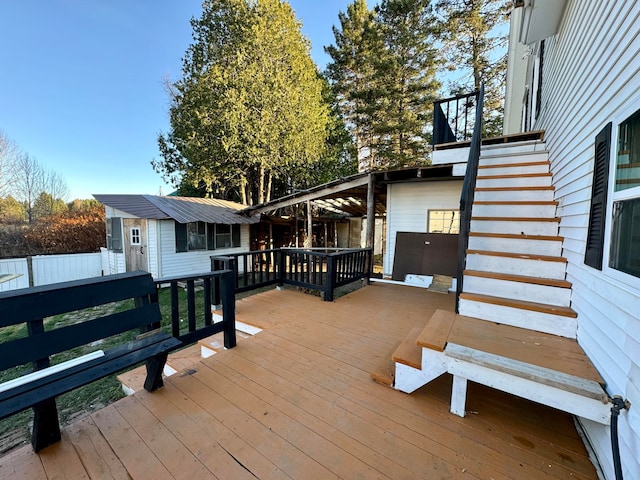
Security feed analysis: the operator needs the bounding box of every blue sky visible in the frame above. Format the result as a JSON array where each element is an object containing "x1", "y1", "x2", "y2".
[{"x1": 0, "y1": 0, "x2": 353, "y2": 200}]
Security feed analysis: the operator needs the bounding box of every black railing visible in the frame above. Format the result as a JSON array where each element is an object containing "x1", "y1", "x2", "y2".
[
  {"x1": 153, "y1": 270, "x2": 236, "y2": 349},
  {"x1": 211, "y1": 247, "x2": 372, "y2": 302},
  {"x1": 455, "y1": 84, "x2": 484, "y2": 313},
  {"x1": 433, "y1": 91, "x2": 480, "y2": 146}
]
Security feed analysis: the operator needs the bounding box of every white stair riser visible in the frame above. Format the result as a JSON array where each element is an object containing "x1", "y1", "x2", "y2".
[
  {"x1": 458, "y1": 298, "x2": 577, "y2": 338},
  {"x1": 480, "y1": 141, "x2": 547, "y2": 156},
  {"x1": 474, "y1": 189, "x2": 555, "y2": 202},
  {"x1": 477, "y1": 175, "x2": 552, "y2": 188},
  {"x1": 463, "y1": 275, "x2": 572, "y2": 306},
  {"x1": 477, "y1": 163, "x2": 549, "y2": 176},
  {"x1": 466, "y1": 253, "x2": 567, "y2": 280},
  {"x1": 472, "y1": 203, "x2": 557, "y2": 218},
  {"x1": 468, "y1": 236, "x2": 563, "y2": 256},
  {"x1": 479, "y1": 151, "x2": 549, "y2": 165},
  {"x1": 470, "y1": 219, "x2": 559, "y2": 236}
]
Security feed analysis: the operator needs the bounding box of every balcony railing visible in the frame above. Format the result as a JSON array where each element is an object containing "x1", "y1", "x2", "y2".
[
  {"x1": 211, "y1": 247, "x2": 372, "y2": 302},
  {"x1": 433, "y1": 91, "x2": 480, "y2": 146}
]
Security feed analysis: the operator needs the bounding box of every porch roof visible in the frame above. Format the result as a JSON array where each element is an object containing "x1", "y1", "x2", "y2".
[{"x1": 241, "y1": 164, "x2": 460, "y2": 217}]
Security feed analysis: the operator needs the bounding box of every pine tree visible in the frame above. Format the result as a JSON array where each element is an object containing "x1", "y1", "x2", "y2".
[
  {"x1": 154, "y1": 0, "x2": 330, "y2": 205},
  {"x1": 373, "y1": 0, "x2": 440, "y2": 169},
  {"x1": 435, "y1": 0, "x2": 510, "y2": 136},
  {"x1": 325, "y1": 0, "x2": 379, "y2": 171}
]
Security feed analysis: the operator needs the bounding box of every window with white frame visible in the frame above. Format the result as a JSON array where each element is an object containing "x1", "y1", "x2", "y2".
[
  {"x1": 427, "y1": 210, "x2": 460, "y2": 234},
  {"x1": 130, "y1": 227, "x2": 141, "y2": 246},
  {"x1": 609, "y1": 110, "x2": 640, "y2": 278}
]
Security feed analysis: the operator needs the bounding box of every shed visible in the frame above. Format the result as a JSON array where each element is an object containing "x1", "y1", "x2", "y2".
[{"x1": 93, "y1": 194, "x2": 258, "y2": 278}]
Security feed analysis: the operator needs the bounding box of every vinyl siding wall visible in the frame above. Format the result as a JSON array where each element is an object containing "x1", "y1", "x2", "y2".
[
  {"x1": 158, "y1": 220, "x2": 250, "y2": 278},
  {"x1": 533, "y1": 2, "x2": 640, "y2": 477},
  {"x1": 383, "y1": 181, "x2": 462, "y2": 277}
]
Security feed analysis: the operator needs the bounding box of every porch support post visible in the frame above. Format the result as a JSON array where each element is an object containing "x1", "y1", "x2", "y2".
[
  {"x1": 365, "y1": 173, "x2": 375, "y2": 280},
  {"x1": 306, "y1": 200, "x2": 313, "y2": 248}
]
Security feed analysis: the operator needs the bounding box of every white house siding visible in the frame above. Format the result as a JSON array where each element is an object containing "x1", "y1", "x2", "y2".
[
  {"x1": 532, "y1": 2, "x2": 640, "y2": 477},
  {"x1": 383, "y1": 181, "x2": 462, "y2": 277},
  {"x1": 158, "y1": 220, "x2": 250, "y2": 278},
  {"x1": 146, "y1": 219, "x2": 160, "y2": 277}
]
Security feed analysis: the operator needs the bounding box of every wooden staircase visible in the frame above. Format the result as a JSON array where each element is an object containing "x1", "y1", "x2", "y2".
[{"x1": 390, "y1": 137, "x2": 611, "y2": 424}]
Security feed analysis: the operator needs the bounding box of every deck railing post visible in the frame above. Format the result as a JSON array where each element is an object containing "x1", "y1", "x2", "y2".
[
  {"x1": 221, "y1": 268, "x2": 237, "y2": 349},
  {"x1": 210, "y1": 257, "x2": 223, "y2": 308},
  {"x1": 325, "y1": 254, "x2": 336, "y2": 302},
  {"x1": 277, "y1": 248, "x2": 286, "y2": 287}
]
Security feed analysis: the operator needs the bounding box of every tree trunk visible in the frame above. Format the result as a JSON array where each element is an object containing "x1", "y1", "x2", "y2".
[
  {"x1": 258, "y1": 165, "x2": 265, "y2": 205},
  {"x1": 240, "y1": 177, "x2": 248, "y2": 205},
  {"x1": 266, "y1": 172, "x2": 272, "y2": 203}
]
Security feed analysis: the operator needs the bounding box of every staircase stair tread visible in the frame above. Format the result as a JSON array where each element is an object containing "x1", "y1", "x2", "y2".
[
  {"x1": 473, "y1": 200, "x2": 558, "y2": 205},
  {"x1": 469, "y1": 231, "x2": 564, "y2": 241},
  {"x1": 445, "y1": 314, "x2": 604, "y2": 386},
  {"x1": 478, "y1": 160, "x2": 550, "y2": 169},
  {"x1": 464, "y1": 269, "x2": 571, "y2": 288},
  {"x1": 416, "y1": 310, "x2": 456, "y2": 352},
  {"x1": 392, "y1": 326, "x2": 423, "y2": 370},
  {"x1": 477, "y1": 172, "x2": 552, "y2": 180},
  {"x1": 370, "y1": 342, "x2": 399, "y2": 387},
  {"x1": 475, "y1": 186, "x2": 554, "y2": 191},
  {"x1": 459, "y1": 292, "x2": 577, "y2": 318},
  {"x1": 472, "y1": 216, "x2": 560, "y2": 222},
  {"x1": 466, "y1": 250, "x2": 567, "y2": 263}
]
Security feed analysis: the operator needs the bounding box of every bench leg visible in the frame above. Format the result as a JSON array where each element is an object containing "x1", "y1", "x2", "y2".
[
  {"x1": 450, "y1": 375, "x2": 468, "y2": 418},
  {"x1": 144, "y1": 352, "x2": 168, "y2": 392},
  {"x1": 32, "y1": 398, "x2": 61, "y2": 452}
]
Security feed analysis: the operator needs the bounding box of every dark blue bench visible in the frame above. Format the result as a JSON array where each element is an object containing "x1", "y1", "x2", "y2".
[{"x1": 0, "y1": 271, "x2": 181, "y2": 452}]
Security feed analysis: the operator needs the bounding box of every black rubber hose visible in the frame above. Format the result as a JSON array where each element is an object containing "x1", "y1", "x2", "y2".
[{"x1": 611, "y1": 397, "x2": 626, "y2": 480}]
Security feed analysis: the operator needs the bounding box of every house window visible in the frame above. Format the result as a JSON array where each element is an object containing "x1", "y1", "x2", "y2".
[
  {"x1": 175, "y1": 221, "x2": 242, "y2": 252},
  {"x1": 187, "y1": 221, "x2": 207, "y2": 250},
  {"x1": 427, "y1": 210, "x2": 459, "y2": 234},
  {"x1": 608, "y1": 109, "x2": 640, "y2": 279},
  {"x1": 130, "y1": 227, "x2": 141, "y2": 246}
]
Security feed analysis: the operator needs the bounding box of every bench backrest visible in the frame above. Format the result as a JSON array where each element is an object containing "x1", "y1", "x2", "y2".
[{"x1": 0, "y1": 271, "x2": 162, "y2": 371}]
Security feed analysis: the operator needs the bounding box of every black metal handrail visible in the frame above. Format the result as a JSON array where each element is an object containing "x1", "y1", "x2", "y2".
[
  {"x1": 433, "y1": 91, "x2": 480, "y2": 146},
  {"x1": 211, "y1": 247, "x2": 372, "y2": 302},
  {"x1": 455, "y1": 84, "x2": 485, "y2": 313},
  {"x1": 153, "y1": 270, "x2": 236, "y2": 349}
]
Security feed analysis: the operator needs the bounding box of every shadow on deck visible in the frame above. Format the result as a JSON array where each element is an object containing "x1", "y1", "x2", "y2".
[{"x1": 0, "y1": 283, "x2": 597, "y2": 479}]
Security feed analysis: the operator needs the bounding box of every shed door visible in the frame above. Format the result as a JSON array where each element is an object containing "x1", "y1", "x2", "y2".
[{"x1": 124, "y1": 219, "x2": 148, "y2": 272}]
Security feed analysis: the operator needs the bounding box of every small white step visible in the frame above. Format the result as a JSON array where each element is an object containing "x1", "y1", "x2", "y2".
[
  {"x1": 458, "y1": 296, "x2": 577, "y2": 338},
  {"x1": 474, "y1": 187, "x2": 555, "y2": 202},
  {"x1": 479, "y1": 150, "x2": 550, "y2": 166},
  {"x1": 477, "y1": 162, "x2": 549, "y2": 176},
  {"x1": 463, "y1": 272, "x2": 572, "y2": 307},
  {"x1": 468, "y1": 233, "x2": 563, "y2": 256},
  {"x1": 465, "y1": 251, "x2": 567, "y2": 280},
  {"x1": 470, "y1": 218, "x2": 559, "y2": 236},
  {"x1": 472, "y1": 202, "x2": 557, "y2": 218},
  {"x1": 476, "y1": 173, "x2": 552, "y2": 188}
]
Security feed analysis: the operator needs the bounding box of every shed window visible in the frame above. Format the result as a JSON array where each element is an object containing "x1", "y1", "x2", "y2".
[
  {"x1": 176, "y1": 221, "x2": 241, "y2": 252},
  {"x1": 107, "y1": 217, "x2": 123, "y2": 253},
  {"x1": 427, "y1": 210, "x2": 459, "y2": 234}
]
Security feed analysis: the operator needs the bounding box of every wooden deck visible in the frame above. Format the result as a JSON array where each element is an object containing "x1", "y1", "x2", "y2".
[{"x1": 0, "y1": 283, "x2": 598, "y2": 479}]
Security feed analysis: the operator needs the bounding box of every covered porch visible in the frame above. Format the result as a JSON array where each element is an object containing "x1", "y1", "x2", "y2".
[{"x1": 0, "y1": 282, "x2": 597, "y2": 479}]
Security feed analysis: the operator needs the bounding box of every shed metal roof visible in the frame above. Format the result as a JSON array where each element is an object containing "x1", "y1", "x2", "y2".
[{"x1": 93, "y1": 194, "x2": 258, "y2": 224}]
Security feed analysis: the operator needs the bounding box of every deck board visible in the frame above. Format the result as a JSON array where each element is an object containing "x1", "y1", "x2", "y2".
[{"x1": 0, "y1": 283, "x2": 597, "y2": 479}]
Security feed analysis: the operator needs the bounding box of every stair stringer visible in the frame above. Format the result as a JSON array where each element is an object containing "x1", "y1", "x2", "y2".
[{"x1": 394, "y1": 348, "x2": 448, "y2": 393}]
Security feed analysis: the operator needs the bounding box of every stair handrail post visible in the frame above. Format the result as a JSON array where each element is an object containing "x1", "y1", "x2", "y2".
[
  {"x1": 221, "y1": 264, "x2": 237, "y2": 349},
  {"x1": 456, "y1": 84, "x2": 485, "y2": 313}
]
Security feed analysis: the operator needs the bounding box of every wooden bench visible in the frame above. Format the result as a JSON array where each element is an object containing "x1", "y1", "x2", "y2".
[
  {"x1": 0, "y1": 271, "x2": 182, "y2": 451},
  {"x1": 393, "y1": 310, "x2": 612, "y2": 424}
]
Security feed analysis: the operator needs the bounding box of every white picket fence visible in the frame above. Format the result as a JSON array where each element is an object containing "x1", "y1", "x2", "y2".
[{"x1": 0, "y1": 249, "x2": 109, "y2": 292}]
